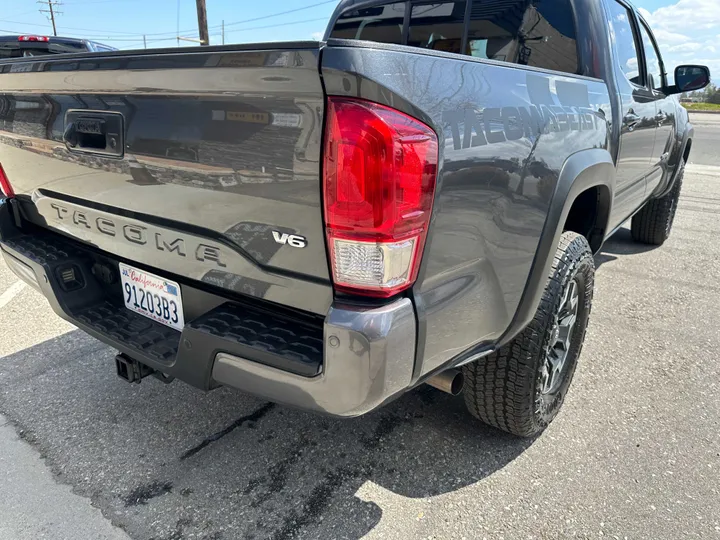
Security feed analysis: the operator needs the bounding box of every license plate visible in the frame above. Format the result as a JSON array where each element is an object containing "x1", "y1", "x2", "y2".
[{"x1": 119, "y1": 263, "x2": 184, "y2": 331}]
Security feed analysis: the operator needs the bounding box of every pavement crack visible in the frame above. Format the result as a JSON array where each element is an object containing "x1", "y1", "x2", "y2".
[
  {"x1": 247, "y1": 435, "x2": 311, "y2": 508},
  {"x1": 269, "y1": 466, "x2": 364, "y2": 540},
  {"x1": 361, "y1": 413, "x2": 408, "y2": 450},
  {"x1": 180, "y1": 402, "x2": 275, "y2": 460},
  {"x1": 123, "y1": 480, "x2": 173, "y2": 507}
]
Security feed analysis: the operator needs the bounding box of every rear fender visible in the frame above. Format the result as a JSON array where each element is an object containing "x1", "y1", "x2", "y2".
[{"x1": 497, "y1": 148, "x2": 614, "y2": 347}]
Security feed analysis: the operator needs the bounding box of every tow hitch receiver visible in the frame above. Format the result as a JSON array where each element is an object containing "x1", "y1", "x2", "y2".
[{"x1": 115, "y1": 353, "x2": 154, "y2": 383}]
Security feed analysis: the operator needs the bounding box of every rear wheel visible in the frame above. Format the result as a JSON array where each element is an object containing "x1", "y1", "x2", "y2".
[
  {"x1": 462, "y1": 231, "x2": 594, "y2": 437},
  {"x1": 631, "y1": 160, "x2": 684, "y2": 245}
]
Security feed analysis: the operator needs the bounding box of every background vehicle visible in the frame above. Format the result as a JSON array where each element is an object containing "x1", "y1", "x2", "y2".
[
  {"x1": 0, "y1": 35, "x2": 116, "y2": 58},
  {"x1": 0, "y1": 0, "x2": 709, "y2": 437}
]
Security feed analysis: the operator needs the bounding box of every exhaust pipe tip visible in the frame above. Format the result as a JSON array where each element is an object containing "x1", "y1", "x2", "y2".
[{"x1": 425, "y1": 369, "x2": 464, "y2": 396}]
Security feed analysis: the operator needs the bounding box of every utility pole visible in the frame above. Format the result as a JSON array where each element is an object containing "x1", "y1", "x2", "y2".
[
  {"x1": 195, "y1": 0, "x2": 209, "y2": 46},
  {"x1": 143, "y1": 35, "x2": 147, "y2": 49},
  {"x1": 38, "y1": 0, "x2": 61, "y2": 36},
  {"x1": 222, "y1": 20, "x2": 225, "y2": 45}
]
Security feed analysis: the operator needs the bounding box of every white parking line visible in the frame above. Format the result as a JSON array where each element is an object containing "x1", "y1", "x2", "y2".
[
  {"x1": 0, "y1": 281, "x2": 26, "y2": 310},
  {"x1": 687, "y1": 164, "x2": 720, "y2": 177}
]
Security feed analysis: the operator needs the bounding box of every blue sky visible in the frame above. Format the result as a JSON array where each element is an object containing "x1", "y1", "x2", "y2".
[
  {"x1": 0, "y1": 0, "x2": 338, "y2": 49},
  {"x1": 1, "y1": 0, "x2": 718, "y2": 79}
]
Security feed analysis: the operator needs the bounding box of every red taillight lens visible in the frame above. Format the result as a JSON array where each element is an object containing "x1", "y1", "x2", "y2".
[
  {"x1": 0, "y1": 163, "x2": 14, "y2": 199},
  {"x1": 18, "y1": 36, "x2": 49, "y2": 42},
  {"x1": 323, "y1": 97, "x2": 438, "y2": 298}
]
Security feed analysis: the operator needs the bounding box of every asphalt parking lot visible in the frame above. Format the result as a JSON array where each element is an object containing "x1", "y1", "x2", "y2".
[{"x1": 1, "y1": 112, "x2": 720, "y2": 540}]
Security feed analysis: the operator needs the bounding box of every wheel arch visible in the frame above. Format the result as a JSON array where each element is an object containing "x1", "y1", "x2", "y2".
[
  {"x1": 563, "y1": 183, "x2": 612, "y2": 253},
  {"x1": 497, "y1": 148, "x2": 614, "y2": 347}
]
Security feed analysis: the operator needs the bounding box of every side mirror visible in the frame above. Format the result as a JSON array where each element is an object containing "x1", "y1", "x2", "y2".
[{"x1": 671, "y1": 65, "x2": 711, "y2": 93}]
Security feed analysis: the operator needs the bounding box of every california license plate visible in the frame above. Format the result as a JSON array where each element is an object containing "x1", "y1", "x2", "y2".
[{"x1": 119, "y1": 263, "x2": 184, "y2": 331}]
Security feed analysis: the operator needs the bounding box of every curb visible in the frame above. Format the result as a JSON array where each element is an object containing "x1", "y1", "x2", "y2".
[{"x1": 687, "y1": 109, "x2": 720, "y2": 115}]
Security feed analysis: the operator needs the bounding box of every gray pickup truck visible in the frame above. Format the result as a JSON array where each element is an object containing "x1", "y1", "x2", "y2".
[{"x1": 0, "y1": 0, "x2": 710, "y2": 437}]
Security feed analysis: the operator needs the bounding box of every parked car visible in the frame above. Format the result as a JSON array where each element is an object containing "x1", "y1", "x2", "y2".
[
  {"x1": 0, "y1": 35, "x2": 116, "y2": 59},
  {"x1": 0, "y1": 0, "x2": 709, "y2": 436}
]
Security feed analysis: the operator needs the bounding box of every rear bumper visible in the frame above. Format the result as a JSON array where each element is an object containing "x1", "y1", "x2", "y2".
[
  {"x1": 0, "y1": 200, "x2": 415, "y2": 417},
  {"x1": 213, "y1": 299, "x2": 415, "y2": 416}
]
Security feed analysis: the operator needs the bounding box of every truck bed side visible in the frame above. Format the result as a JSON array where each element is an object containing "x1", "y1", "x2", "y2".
[{"x1": 321, "y1": 42, "x2": 612, "y2": 377}]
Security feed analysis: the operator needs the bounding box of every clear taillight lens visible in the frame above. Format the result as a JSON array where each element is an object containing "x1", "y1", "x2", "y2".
[
  {"x1": 0, "y1": 163, "x2": 14, "y2": 199},
  {"x1": 323, "y1": 97, "x2": 438, "y2": 298}
]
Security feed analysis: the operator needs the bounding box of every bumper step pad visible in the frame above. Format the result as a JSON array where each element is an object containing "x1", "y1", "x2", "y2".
[
  {"x1": 76, "y1": 301, "x2": 180, "y2": 363},
  {"x1": 187, "y1": 303, "x2": 323, "y2": 377}
]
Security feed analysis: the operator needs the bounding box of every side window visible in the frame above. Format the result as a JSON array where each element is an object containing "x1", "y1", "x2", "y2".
[
  {"x1": 639, "y1": 23, "x2": 663, "y2": 91},
  {"x1": 407, "y1": 2, "x2": 467, "y2": 54},
  {"x1": 606, "y1": 1, "x2": 642, "y2": 85},
  {"x1": 466, "y1": 0, "x2": 578, "y2": 74},
  {"x1": 329, "y1": 2, "x2": 406, "y2": 44},
  {"x1": 91, "y1": 43, "x2": 117, "y2": 53},
  {"x1": 329, "y1": 0, "x2": 579, "y2": 75}
]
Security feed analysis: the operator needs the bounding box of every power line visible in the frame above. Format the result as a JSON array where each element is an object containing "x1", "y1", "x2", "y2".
[
  {"x1": 0, "y1": 25, "x2": 192, "y2": 42},
  {"x1": 221, "y1": 0, "x2": 335, "y2": 29},
  {"x1": 1, "y1": 1, "x2": 335, "y2": 41},
  {"x1": 0, "y1": 19, "x2": 148, "y2": 35},
  {"x1": 118, "y1": 34, "x2": 217, "y2": 49},
  {"x1": 4, "y1": 9, "x2": 42, "y2": 17},
  {"x1": 62, "y1": 0, "x2": 147, "y2": 4},
  {"x1": 135, "y1": 17, "x2": 326, "y2": 43},
  {"x1": 115, "y1": 16, "x2": 327, "y2": 49},
  {"x1": 121, "y1": 36, "x2": 180, "y2": 45},
  {"x1": 223, "y1": 16, "x2": 329, "y2": 36},
  {"x1": 109, "y1": 0, "x2": 337, "y2": 38}
]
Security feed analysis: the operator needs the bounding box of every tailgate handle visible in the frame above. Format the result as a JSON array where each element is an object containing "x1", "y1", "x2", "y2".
[{"x1": 64, "y1": 110, "x2": 124, "y2": 157}]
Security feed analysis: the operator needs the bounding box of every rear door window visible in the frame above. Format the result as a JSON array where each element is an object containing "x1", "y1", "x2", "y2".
[
  {"x1": 330, "y1": 2, "x2": 406, "y2": 44},
  {"x1": 466, "y1": 0, "x2": 578, "y2": 74},
  {"x1": 329, "y1": 0, "x2": 579, "y2": 75},
  {"x1": 408, "y1": 2, "x2": 467, "y2": 54}
]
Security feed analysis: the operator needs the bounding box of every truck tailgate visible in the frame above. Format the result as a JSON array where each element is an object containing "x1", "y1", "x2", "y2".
[{"x1": 0, "y1": 44, "x2": 331, "y2": 314}]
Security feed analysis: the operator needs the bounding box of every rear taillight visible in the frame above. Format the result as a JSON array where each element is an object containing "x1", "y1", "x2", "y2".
[
  {"x1": 0, "y1": 163, "x2": 14, "y2": 199},
  {"x1": 323, "y1": 97, "x2": 438, "y2": 298},
  {"x1": 18, "y1": 36, "x2": 49, "y2": 42}
]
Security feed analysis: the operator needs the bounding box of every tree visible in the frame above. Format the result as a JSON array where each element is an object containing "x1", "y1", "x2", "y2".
[{"x1": 702, "y1": 84, "x2": 718, "y2": 101}]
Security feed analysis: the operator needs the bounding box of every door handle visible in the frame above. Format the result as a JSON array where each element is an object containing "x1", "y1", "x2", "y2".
[
  {"x1": 623, "y1": 112, "x2": 641, "y2": 131},
  {"x1": 655, "y1": 111, "x2": 667, "y2": 124}
]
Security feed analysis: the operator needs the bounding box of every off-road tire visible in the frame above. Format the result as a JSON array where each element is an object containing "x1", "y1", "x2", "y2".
[
  {"x1": 462, "y1": 232, "x2": 595, "y2": 437},
  {"x1": 631, "y1": 160, "x2": 684, "y2": 245}
]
